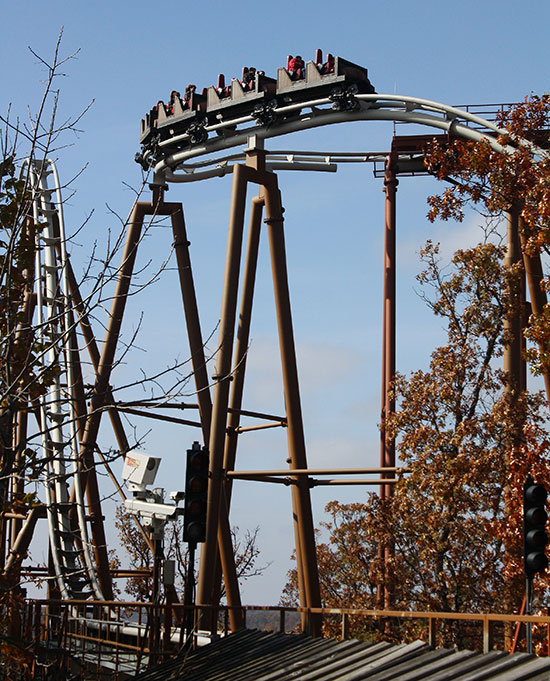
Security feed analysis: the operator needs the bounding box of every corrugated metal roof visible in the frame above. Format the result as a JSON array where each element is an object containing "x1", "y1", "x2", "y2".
[{"x1": 131, "y1": 629, "x2": 550, "y2": 680}]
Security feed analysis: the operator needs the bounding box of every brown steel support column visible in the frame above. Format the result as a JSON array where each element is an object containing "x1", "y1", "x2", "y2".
[
  {"x1": 10, "y1": 293, "x2": 35, "y2": 551},
  {"x1": 63, "y1": 256, "x2": 132, "y2": 455},
  {"x1": 504, "y1": 209, "x2": 526, "y2": 396},
  {"x1": 222, "y1": 195, "x2": 264, "y2": 485},
  {"x1": 379, "y1": 155, "x2": 398, "y2": 614},
  {"x1": 57, "y1": 211, "x2": 155, "y2": 555},
  {"x1": 66, "y1": 307, "x2": 134, "y2": 564},
  {"x1": 3, "y1": 506, "x2": 46, "y2": 580},
  {"x1": 519, "y1": 217, "x2": 550, "y2": 406},
  {"x1": 263, "y1": 179, "x2": 321, "y2": 636},
  {"x1": 0, "y1": 415, "x2": 14, "y2": 569},
  {"x1": 380, "y1": 155, "x2": 398, "y2": 498},
  {"x1": 210, "y1": 195, "x2": 264, "y2": 610},
  {"x1": 503, "y1": 209, "x2": 526, "y2": 642},
  {"x1": 170, "y1": 205, "x2": 213, "y2": 444},
  {"x1": 78, "y1": 202, "x2": 149, "y2": 599},
  {"x1": 197, "y1": 165, "x2": 249, "y2": 631},
  {"x1": 216, "y1": 487, "x2": 244, "y2": 630},
  {"x1": 171, "y1": 201, "x2": 235, "y2": 617},
  {"x1": 10, "y1": 405, "x2": 28, "y2": 548},
  {"x1": 63, "y1": 252, "x2": 153, "y2": 552}
]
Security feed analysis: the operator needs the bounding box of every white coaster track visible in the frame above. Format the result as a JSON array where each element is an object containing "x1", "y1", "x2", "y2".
[
  {"x1": 141, "y1": 87, "x2": 547, "y2": 183},
  {"x1": 24, "y1": 158, "x2": 104, "y2": 601}
]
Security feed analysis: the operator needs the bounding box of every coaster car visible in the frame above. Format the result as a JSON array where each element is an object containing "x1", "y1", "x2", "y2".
[{"x1": 138, "y1": 50, "x2": 375, "y2": 154}]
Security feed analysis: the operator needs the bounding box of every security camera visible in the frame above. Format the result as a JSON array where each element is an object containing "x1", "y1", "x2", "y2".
[{"x1": 121, "y1": 451, "x2": 161, "y2": 493}]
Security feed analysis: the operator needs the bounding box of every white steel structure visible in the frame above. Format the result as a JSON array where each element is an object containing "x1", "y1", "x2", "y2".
[{"x1": 25, "y1": 158, "x2": 103, "y2": 600}]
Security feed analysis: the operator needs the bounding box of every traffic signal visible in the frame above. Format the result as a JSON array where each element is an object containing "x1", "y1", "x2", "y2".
[
  {"x1": 523, "y1": 475, "x2": 549, "y2": 578},
  {"x1": 183, "y1": 442, "x2": 209, "y2": 544}
]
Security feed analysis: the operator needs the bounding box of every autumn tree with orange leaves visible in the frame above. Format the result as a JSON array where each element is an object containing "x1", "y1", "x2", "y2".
[
  {"x1": 283, "y1": 97, "x2": 550, "y2": 649},
  {"x1": 284, "y1": 239, "x2": 550, "y2": 647},
  {"x1": 425, "y1": 96, "x2": 550, "y2": 393}
]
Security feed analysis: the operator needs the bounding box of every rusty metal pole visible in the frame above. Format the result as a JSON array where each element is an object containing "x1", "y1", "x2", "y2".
[
  {"x1": 170, "y1": 205, "x2": 213, "y2": 444},
  {"x1": 10, "y1": 406, "x2": 28, "y2": 548},
  {"x1": 503, "y1": 208, "x2": 526, "y2": 645},
  {"x1": 171, "y1": 201, "x2": 242, "y2": 623},
  {"x1": 378, "y1": 155, "x2": 398, "y2": 613},
  {"x1": 63, "y1": 257, "x2": 131, "y2": 454},
  {"x1": 207, "y1": 195, "x2": 265, "y2": 614},
  {"x1": 263, "y1": 178, "x2": 322, "y2": 636},
  {"x1": 380, "y1": 154, "x2": 398, "y2": 498},
  {"x1": 78, "y1": 202, "x2": 149, "y2": 599},
  {"x1": 222, "y1": 195, "x2": 264, "y2": 484},
  {"x1": 1, "y1": 292, "x2": 35, "y2": 568},
  {"x1": 504, "y1": 208, "x2": 525, "y2": 396},
  {"x1": 52, "y1": 212, "x2": 133, "y2": 458},
  {"x1": 55, "y1": 210, "x2": 142, "y2": 569},
  {"x1": 245, "y1": 143, "x2": 309, "y2": 614},
  {"x1": 63, "y1": 250, "x2": 153, "y2": 553},
  {"x1": 10, "y1": 293, "x2": 35, "y2": 552},
  {"x1": 68, "y1": 305, "x2": 137, "y2": 566},
  {"x1": 3, "y1": 506, "x2": 47, "y2": 579},
  {"x1": 196, "y1": 165, "x2": 248, "y2": 632},
  {"x1": 216, "y1": 490, "x2": 244, "y2": 630},
  {"x1": 519, "y1": 217, "x2": 550, "y2": 405},
  {"x1": 66, "y1": 307, "x2": 114, "y2": 556}
]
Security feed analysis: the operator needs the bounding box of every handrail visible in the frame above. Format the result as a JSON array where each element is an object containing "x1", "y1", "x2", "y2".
[
  {"x1": 11, "y1": 598, "x2": 550, "y2": 680},
  {"x1": 19, "y1": 599, "x2": 550, "y2": 646}
]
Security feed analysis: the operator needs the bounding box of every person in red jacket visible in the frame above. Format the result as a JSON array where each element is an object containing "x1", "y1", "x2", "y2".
[{"x1": 287, "y1": 55, "x2": 305, "y2": 80}]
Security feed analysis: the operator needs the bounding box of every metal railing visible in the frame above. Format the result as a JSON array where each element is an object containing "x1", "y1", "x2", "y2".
[{"x1": 6, "y1": 599, "x2": 550, "y2": 680}]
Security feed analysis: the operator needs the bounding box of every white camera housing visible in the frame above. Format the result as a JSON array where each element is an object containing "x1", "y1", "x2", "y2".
[{"x1": 122, "y1": 451, "x2": 161, "y2": 492}]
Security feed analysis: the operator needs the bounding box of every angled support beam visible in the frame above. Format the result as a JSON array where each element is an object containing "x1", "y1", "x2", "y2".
[
  {"x1": 263, "y1": 177, "x2": 322, "y2": 636},
  {"x1": 223, "y1": 194, "x2": 264, "y2": 491},
  {"x1": 78, "y1": 202, "x2": 150, "y2": 599},
  {"x1": 197, "y1": 164, "x2": 250, "y2": 631},
  {"x1": 210, "y1": 194, "x2": 265, "y2": 613},
  {"x1": 60, "y1": 219, "x2": 154, "y2": 553},
  {"x1": 170, "y1": 204, "x2": 213, "y2": 443},
  {"x1": 3, "y1": 506, "x2": 47, "y2": 579}
]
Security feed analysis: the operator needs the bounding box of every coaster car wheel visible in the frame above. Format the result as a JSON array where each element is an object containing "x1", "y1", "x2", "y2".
[{"x1": 252, "y1": 99, "x2": 277, "y2": 127}]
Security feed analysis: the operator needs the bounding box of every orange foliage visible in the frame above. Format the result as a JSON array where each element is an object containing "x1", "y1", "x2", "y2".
[
  {"x1": 426, "y1": 96, "x2": 550, "y2": 377},
  {"x1": 282, "y1": 238, "x2": 550, "y2": 649}
]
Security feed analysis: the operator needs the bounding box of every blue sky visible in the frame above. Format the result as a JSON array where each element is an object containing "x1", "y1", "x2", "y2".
[{"x1": 3, "y1": 1, "x2": 549, "y2": 605}]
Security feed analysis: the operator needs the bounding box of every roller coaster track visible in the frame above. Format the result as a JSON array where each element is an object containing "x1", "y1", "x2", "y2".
[
  {"x1": 145, "y1": 93, "x2": 548, "y2": 183},
  {"x1": 24, "y1": 159, "x2": 104, "y2": 601}
]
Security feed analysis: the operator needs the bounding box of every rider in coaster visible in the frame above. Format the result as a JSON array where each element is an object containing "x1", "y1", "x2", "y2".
[
  {"x1": 243, "y1": 67, "x2": 257, "y2": 89},
  {"x1": 168, "y1": 90, "x2": 180, "y2": 114},
  {"x1": 288, "y1": 55, "x2": 305, "y2": 80},
  {"x1": 183, "y1": 84, "x2": 196, "y2": 108}
]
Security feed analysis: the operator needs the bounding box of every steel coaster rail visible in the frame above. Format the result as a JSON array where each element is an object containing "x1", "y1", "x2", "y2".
[
  {"x1": 149, "y1": 92, "x2": 547, "y2": 183},
  {"x1": 24, "y1": 158, "x2": 103, "y2": 601},
  {"x1": 162, "y1": 150, "x2": 392, "y2": 183},
  {"x1": 49, "y1": 160, "x2": 104, "y2": 602}
]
